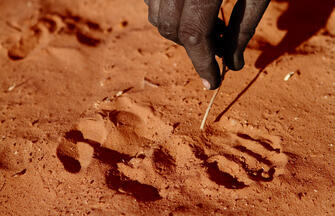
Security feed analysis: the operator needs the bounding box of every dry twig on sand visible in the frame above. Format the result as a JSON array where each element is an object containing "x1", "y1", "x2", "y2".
[{"x1": 200, "y1": 67, "x2": 229, "y2": 130}]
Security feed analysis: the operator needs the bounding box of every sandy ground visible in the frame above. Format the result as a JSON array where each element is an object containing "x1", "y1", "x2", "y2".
[{"x1": 0, "y1": 0, "x2": 335, "y2": 215}]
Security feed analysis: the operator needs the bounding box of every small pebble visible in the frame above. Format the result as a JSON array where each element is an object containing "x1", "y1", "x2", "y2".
[
  {"x1": 116, "y1": 91, "x2": 123, "y2": 97},
  {"x1": 7, "y1": 84, "x2": 16, "y2": 92},
  {"x1": 284, "y1": 72, "x2": 295, "y2": 81}
]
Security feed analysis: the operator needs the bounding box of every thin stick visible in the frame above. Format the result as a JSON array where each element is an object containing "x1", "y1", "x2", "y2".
[
  {"x1": 200, "y1": 68, "x2": 229, "y2": 130},
  {"x1": 199, "y1": 7, "x2": 227, "y2": 131},
  {"x1": 200, "y1": 86, "x2": 221, "y2": 130}
]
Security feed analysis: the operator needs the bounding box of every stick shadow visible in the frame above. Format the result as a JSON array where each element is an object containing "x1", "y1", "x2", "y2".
[{"x1": 215, "y1": 69, "x2": 263, "y2": 122}]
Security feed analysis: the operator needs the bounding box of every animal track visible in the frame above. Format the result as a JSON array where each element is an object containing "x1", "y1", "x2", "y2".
[
  {"x1": 7, "y1": 13, "x2": 105, "y2": 60},
  {"x1": 195, "y1": 118, "x2": 288, "y2": 188},
  {"x1": 57, "y1": 95, "x2": 288, "y2": 201},
  {"x1": 57, "y1": 95, "x2": 172, "y2": 201}
]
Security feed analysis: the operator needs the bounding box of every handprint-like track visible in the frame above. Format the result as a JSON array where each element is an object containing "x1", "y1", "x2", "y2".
[
  {"x1": 192, "y1": 119, "x2": 287, "y2": 188},
  {"x1": 57, "y1": 95, "x2": 287, "y2": 201}
]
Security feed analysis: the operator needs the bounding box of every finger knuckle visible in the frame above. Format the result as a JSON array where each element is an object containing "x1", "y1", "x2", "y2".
[
  {"x1": 158, "y1": 22, "x2": 178, "y2": 39},
  {"x1": 178, "y1": 28, "x2": 203, "y2": 46}
]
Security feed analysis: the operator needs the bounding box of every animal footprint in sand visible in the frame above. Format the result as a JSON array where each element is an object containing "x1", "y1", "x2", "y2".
[
  {"x1": 57, "y1": 95, "x2": 171, "y2": 170},
  {"x1": 57, "y1": 95, "x2": 173, "y2": 201},
  {"x1": 57, "y1": 95, "x2": 288, "y2": 202},
  {"x1": 8, "y1": 13, "x2": 104, "y2": 60},
  {"x1": 195, "y1": 118, "x2": 288, "y2": 188}
]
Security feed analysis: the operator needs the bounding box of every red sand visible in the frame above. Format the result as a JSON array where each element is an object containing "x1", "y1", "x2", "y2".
[{"x1": 0, "y1": 0, "x2": 335, "y2": 215}]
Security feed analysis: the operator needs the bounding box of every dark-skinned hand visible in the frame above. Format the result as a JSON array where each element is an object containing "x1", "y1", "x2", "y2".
[{"x1": 144, "y1": 0, "x2": 270, "y2": 89}]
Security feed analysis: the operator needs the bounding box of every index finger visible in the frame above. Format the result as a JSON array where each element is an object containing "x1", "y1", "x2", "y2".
[{"x1": 178, "y1": 0, "x2": 223, "y2": 90}]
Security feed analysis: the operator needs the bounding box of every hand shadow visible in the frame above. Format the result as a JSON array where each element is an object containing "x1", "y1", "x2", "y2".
[
  {"x1": 255, "y1": 0, "x2": 335, "y2": 70},
  {"x1": 215, "y1": 0, "x2": 334, "y2": 121}
]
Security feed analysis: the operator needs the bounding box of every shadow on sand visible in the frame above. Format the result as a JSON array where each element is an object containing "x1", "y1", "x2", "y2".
[{"x1": 255, "y1": 0, "x2": 335, "y2": 70}]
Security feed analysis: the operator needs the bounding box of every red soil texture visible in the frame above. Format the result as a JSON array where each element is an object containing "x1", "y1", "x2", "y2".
[{"x1": 0, "y1": 0, "x2": 335, "y2": 215}]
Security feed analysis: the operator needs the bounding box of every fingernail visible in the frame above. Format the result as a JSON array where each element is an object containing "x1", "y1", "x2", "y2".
[{"x1": 201, "y1": 78, "x2": 210, "y2": 90}]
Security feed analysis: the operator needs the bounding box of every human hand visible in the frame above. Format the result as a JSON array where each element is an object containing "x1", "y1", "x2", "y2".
[{"x1": 145, "y1": 0, "x2": 270, "y2": 90}]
